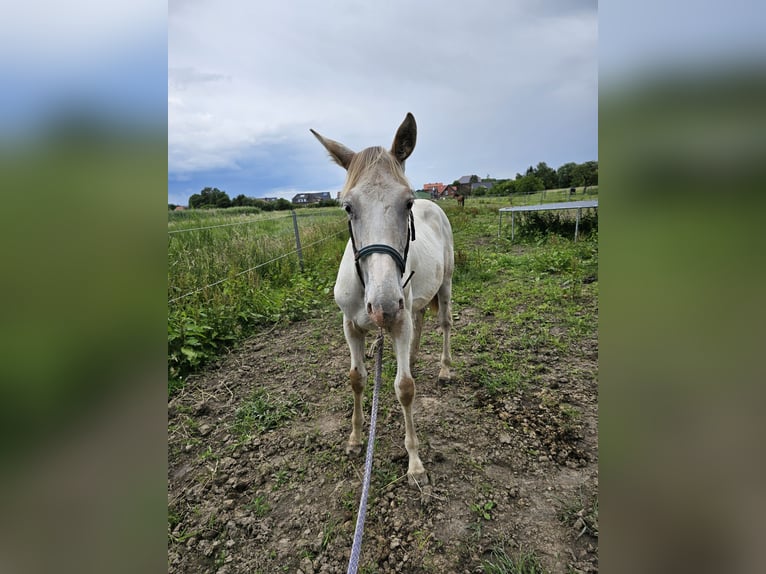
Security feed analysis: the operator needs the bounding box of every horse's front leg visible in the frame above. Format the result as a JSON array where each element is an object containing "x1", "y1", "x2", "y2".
[
  {"x1": 392, "y1": 314, "x2": 428, "y2": 486},
  {"x1": 343, "y1": 318, "x2": 367, "y2": 455}
]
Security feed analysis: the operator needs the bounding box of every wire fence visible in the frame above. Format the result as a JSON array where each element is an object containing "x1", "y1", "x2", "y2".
[
  {"x1": 168, "y1": 208, "x2": 347, "y2": 305},
  {"x1": 168, "y1": 229, "x2": 345, "y2": 304},
  {"x1": 168, "y1": 214, "x2": 290, "y2": 234}
]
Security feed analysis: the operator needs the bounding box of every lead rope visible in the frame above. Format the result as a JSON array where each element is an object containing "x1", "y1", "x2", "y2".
[{"x1": 346, "y1": 328, "x2": 384, "y2": 574}]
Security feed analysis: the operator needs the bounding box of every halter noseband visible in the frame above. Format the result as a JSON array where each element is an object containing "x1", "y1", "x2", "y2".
[{"x1": 348, "y1": 209, "x2": 416, "y2": 289}]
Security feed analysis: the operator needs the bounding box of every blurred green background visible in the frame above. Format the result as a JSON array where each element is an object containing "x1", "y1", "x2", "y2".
[
  {"x1": 600, "y1": 39, "x2": 766, "y2": 574},
  {"x1": 0, "y1": 4, "x2": 166, "y2": 573}
]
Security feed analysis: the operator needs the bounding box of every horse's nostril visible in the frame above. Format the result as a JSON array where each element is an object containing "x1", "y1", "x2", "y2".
[
  {"x1": 398, "y1": 298, "x2": 404, "y2": 310},
  {"x1": 366, "y1": 303, "x2": 373, "y2": 315}
]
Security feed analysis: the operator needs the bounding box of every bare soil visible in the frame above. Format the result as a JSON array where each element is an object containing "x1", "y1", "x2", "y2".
[{"x1": 168, "y1": 301, "x2": 598, "y2": 573}]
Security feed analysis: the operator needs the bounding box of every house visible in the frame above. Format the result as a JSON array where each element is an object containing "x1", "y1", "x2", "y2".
[
  {"x1": 422, "y1": 182, "x2": 447, "y2": 198},
  {"x1": 174, "y1": 205, "x2": 187, "y2": 211},
  {"x1": 443, "y1": 185, "x2": 458, "y2": 198},
  {"x1": 454, "y1": 175, "x2": 496, "y2": 195},
  {"x1": 292, "y1": 191, "x2": 332, "y2": 205},
  {"x1": 471, "y1": 180, "x2": 495, "y2": 192},
  {"x1": 455, "y1": 175, "x2": 478, "y2": 195}
]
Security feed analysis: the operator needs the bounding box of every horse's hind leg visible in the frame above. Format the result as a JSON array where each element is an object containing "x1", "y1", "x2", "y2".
[
  {"x1": 436, "y1": 283, "x2": 453, "y2": 382},
  {"x1": 409, "y1": 307, "x2": 426, "y2": 372},
  {"x1": 343, "y1": 319, "x2": 367, "y2": 455}
]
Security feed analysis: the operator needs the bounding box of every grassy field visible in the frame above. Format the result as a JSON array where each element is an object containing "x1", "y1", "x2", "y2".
[
  {"x1": 168, "y1": 195, "x2": 599, "y2": 573},
  {"x1": 480, "y1": 185, "x2": 598, "y2": 206},
  {"x1": 168, "y1": 195, "x2": 598, "y2": 393},
  {"x1": 168, "y1": 206, "x2": 348, "y2": 382}
]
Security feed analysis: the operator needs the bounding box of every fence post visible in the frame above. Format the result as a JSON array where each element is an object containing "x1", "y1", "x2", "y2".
[{"x1": 291, "y1": 210, "x2": 304, "y2": 273}]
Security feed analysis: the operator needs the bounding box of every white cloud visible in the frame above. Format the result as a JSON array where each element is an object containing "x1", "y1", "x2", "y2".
[{"x1": 169, "y1": 0, "x2": 598, "y2": 198}]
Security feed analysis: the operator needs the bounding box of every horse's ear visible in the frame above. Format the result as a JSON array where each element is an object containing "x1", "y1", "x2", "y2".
[
  {"x1": 310, "y1": 129, "x2": 355, "y2": 170},
  {"x1": 391, "y1": 112, "x2": 417, "y2": 165}
]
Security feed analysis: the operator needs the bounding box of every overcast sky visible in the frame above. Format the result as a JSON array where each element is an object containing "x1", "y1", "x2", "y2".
[{"x1": 168, "y1": 0, "x2": 598, "y2": 205}]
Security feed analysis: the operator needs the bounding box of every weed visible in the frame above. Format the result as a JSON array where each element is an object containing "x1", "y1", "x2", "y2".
[
  {"x1": 321, "y1": 514, "x2": 340, "y2": 551},
  {"x1": 413, "y1": 529, "x2": 433, "y2": 552},
  {"x1": 471, "y1": 500, "x2": 497, "y2": 521},
  {"x1": 340, "y1": 489, "x2": 357, "y2": 512},
  {"x1": 556, "y1": 488, "x2": 599, "y2": 538},
  {"x1": 199, "y1": 445, "x2": 217, "y2": 462},
  {"x1": 271, "y1": 469, "x2": 290, "y2": 490},
  {"x1": 245, "y1": 495, "x2": 271, "y2": 517},
  {"x1": 481, "y1": 547, "x2": 550, "y2": 574},
  {"x1": 233, "y1": 388, "x2": 305, "y2": 439},
  {"x1": 372, "y1": 461, "x2": 400, "y2": 490}
]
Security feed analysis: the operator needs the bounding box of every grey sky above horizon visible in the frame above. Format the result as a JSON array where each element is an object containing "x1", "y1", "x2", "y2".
[{"x1": 168, "y1": 0, "x2": 599, "y2": 205}]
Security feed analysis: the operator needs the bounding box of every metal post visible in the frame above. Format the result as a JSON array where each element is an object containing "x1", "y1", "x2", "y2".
[{"x1": 291, "y1": 210, "x2": 304, "y2": 272}]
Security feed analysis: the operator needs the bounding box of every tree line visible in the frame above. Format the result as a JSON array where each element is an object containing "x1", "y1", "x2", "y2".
[
  {"x1": 169, "y1": 160, "x2": 598, "y2": 210},
  {"x1": 168, "y1": 187, "x2": 333, "y2": 211},
  {"x1": 449, "y1": 160, "x2": 598, "y2": 196}
]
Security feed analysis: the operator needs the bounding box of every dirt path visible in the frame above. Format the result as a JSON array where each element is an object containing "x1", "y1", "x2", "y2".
[{"x1": 168, "y1": 295, "x2": 598, "y2": 573}]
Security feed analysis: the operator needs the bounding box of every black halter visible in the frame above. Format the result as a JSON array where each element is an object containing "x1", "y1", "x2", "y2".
[{"x1": 348, "y1": 210, "x2": 416, "y2": 289}]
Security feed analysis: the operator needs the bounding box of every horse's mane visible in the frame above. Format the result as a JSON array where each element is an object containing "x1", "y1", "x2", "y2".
[{"x1": 341, "y1": 147, "x2": 410, "y2": 198}]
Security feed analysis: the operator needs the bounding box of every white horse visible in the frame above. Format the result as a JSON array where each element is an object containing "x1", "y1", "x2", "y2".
[{"x1": 311, "y1": 113, "x2": 454, "y2": 485}]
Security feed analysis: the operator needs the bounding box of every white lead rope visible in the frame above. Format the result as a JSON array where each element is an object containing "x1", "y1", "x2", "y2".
[{"x1": 346, "y1": 329, "x2": 384, "y2": 574}]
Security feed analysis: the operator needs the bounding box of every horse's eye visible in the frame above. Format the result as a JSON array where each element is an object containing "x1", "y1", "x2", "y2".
[
  {"x1": 343, "y1": 203, "x2": 352, "y2": 215},
  {"x1": 406, "y1": 199, "x2": 414, "y2": 210}
]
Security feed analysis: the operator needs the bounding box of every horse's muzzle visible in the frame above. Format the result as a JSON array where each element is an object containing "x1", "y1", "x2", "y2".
[{"x1": 366, "y1": 298, "x2": 404, "y2": 328}]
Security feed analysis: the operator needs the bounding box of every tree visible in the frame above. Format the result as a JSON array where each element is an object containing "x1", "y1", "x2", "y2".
[
  {"x1": 515, "y1": 174, "x2": 544, "y2": 194},
  {"x1": 188, "y1": 187, "x2": 231, "y2": 209},
  {"x1": 274, "y1": 198, "x2": 292, "y2": 211},
  {"x1": 556, "y1": 162, "x2": 578, "y2": 188},
  {"x1": 535, "y1": 162, "x2": 558, "y2": 190},
  {"x1": 233, "y1": 194, "x2": 262, "y2": 207},
  {"x1": 571, "y1": 161, "x2": 598, "y2": 187},
  {"x1": 492, "y1": 180, "x2": 516, "y2": 196}
]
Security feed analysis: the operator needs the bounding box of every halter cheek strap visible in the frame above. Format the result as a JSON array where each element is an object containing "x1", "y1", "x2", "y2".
[{"x1": 349, "y1": 210, "x2": 415, "y2": 289}]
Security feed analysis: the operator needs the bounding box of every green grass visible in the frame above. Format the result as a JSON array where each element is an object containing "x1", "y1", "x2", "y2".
[
  {"x1": 244, "y1": 495, "x2": 271, "y2": 517},
  {"x1": 168, "y1": 206, "x2": 347, "y2": 384},
  {"x1": 481, "y1": 547, "x2": 550, "y2": 574},
  {"x1": 444, "y1": 198, "x2": 597, "y2": 399},
  {"x1": 232, "y1": 388, "x2": 306, "y2": 440},
  {"x1": 168, "y1": 196, "x2": 598, "y2": 404},
  {"x1": 321, "y1": 514, "x2": 340, "y2": 551}
]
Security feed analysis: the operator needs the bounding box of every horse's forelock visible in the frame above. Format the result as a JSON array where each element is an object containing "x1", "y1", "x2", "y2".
[{"x1": 342, "y1": 146, "x2": 409, "y2": 197}]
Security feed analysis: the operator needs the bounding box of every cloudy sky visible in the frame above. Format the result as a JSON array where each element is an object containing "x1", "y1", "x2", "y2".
[{"x1": 168, "y1": 0, "x2": 598, "y2": 205}]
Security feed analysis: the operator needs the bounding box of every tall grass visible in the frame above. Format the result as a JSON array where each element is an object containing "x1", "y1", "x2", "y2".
[{"x1": 168, "y1": 207, "x2": 347, "y2": 384}]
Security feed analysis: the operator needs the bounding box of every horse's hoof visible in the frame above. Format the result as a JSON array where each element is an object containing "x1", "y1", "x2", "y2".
[
  {"x1": 437, "y1": 376, "x2": 452, "y2": 386},
  {"x1": 407, "y1": 471, "x2": 429, "y2": 488},
  {"x1": 345, "y1": 443, "x2": 362, "y2": 456}
]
